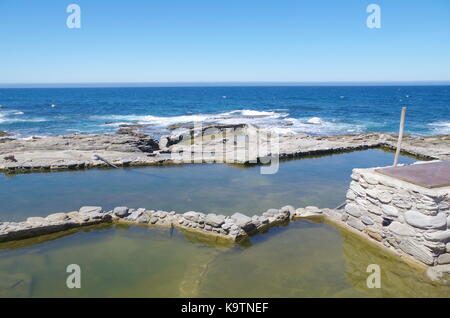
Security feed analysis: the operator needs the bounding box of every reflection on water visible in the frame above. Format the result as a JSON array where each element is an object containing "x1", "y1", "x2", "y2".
[
  {"x1": 0, "y1": 149, "x2": 417, "y2": 221},
  {"x1": 0, "y1": 220, "x2": 448, "y2": 298}
]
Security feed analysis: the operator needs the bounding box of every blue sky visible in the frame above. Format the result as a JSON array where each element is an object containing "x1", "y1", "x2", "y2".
[{"x1": 0, "y1": 0, "x2": 449, "y2": 84}]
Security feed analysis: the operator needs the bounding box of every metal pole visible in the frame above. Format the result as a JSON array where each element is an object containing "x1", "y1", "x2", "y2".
[{"x1": 393, "y1": 107, "x2": 407, "y2": 167}]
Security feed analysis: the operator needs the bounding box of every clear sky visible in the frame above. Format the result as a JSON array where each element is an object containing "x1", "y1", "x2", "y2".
[{"x1": 0, "y1": 0, "x2": 449, "y2": 84}]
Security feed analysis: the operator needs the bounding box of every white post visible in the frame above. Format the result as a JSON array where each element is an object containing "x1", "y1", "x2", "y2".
[{"x1": 393, "y1": 107, "x2": 407, "y2": 167}]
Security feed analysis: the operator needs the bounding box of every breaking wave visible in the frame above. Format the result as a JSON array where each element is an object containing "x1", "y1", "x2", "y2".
[
  {"x1": 93, "y1": 109, "x2": 363, "y2": 136},
  {"x1": 428, "y1": 121, "x2": 450, "y2": 134}
]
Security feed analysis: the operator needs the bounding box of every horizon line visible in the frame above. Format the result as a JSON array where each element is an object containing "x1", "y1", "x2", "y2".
[{"x1": 1, "y1": 80, "x2": 450, "y2": 88}]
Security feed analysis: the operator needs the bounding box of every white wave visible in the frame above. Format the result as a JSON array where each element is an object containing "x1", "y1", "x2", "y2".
[
  {"x1": 0, "y1": 117, "x2": 47, "y2": 123},
  {"x1": 227, "y1": 109, "x2": 287, "y2": 117},
  {"x1": 92, "y1": 109, "x2": 364, "y2": 136},
  {"x1": 307, "y1": 117, "x2": 322, "y2": 124},
  {"x1": 18, "y1": 135, "x2": 49, "y2": 140},
  {"x1": 428, "y1": 121, "x2": 450, "y2": 134},
  {"x1": 0, "y1": 109, "x2": 47, "y2": 123}
]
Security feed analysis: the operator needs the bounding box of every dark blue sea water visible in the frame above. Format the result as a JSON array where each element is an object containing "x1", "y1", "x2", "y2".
[{"x1": 0, "y1": 86, "x2": 449, "y2": 138}]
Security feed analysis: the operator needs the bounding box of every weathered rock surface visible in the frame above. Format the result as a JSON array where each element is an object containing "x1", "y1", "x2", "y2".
[
  {"x1": 2, "y1": 131, "x2": 450, "y2": 173},
  {"x1": 0, "y1": 134, "x2": 160, "y2": 173}
]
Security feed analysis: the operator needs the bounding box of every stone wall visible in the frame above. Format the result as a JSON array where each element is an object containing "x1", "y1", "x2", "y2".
[
  {"x1": 0, "y1": 205, "x2": 306, "y2": 244},
  {"x1": 343, "y1": 162, "x2": 450, "y2": 267}
]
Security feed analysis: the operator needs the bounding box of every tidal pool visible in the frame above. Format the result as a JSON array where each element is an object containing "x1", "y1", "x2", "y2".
[
  {"x1": 0, "y1": 149, "x2": 417, "y2": 222},
  {"x1": 0, "y1": 220, "x2": 448, "y2": 297},
  {"x1": 2, "y1": 149, "x2": 448, "y2": 298}
]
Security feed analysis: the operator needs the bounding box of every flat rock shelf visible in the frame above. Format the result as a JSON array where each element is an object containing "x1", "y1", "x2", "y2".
[{"x1": 1, "y1": 130, "x2": 449, "y2": 173}]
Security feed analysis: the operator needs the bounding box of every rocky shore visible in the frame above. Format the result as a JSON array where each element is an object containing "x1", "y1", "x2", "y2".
[{"x1": 1, "y1": 124, "x2": 449, "y2": 173}]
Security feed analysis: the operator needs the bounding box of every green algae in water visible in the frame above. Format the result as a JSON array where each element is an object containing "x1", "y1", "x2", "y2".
[
  {"x1": 0, "y1": 220, "x2": 448, "y2": 298},
  {"x1": 0, "y1": 149, "x2": 418, "y2": 221}
]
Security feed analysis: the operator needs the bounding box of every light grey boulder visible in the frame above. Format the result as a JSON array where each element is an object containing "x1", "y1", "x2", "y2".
[
  {"x1": 393, "y1": 199, "x2": 412, "y2": 210},
  {"x1": 46, "y1": 213, "x2": 68, "y2": 222},
  {"x1": 427, "y1": 264, "x2": 450, "y2": 282},
  {"x1": 26, "y1": 217, "x2": 46, "y2": 224},
  {"x1": 404, "y1": 211, "x2": 447, "y2": 230},
  {"x1": 79, "y1": 206, "x2": 102, "y2": 214},
  {"x1": 438, "y1": 201, "x2": 449, "y2": 211},
  {"x1": 362, "y1": 175, "x2": 379, "y2": 185},
  {"x1": 305, "y1": 206, "x2": 322, "y2": 214},
  {"x1": 437, "y1": 253, "x2": 450, "y2": 265},
  {"x1": 150, "y1": 217, "x2": 158, "y2": 224},
  {"x1": 205, "y1": 214, "x2": 226, "y2": 227},
  {"x1": 378, "y1": 192, "x2": 393, "y2": 204},
  {"x1": 346, "y1": 190, "x2": 356, "y2": 201},
  {"x1": 381, "y1": 205, "x2": 398, "y2": 217},
  {"x1": 424, "y1": 230, "x2": 450, "y2": 242},
  {"x1": 263, "y1": 209, "x2": 279, "y2": 218},
  {"x1": 113, "y1": 206, "x2": 129, "y2": 217},
  {"x1": 365, "y1": 189, "x2": 378, "y2": 199},
  {"x1": 89, "y1": 212, "x2": 105, "y2": 220},
  {"x1": 295, "y1": 206, "x2": 323, "y2": 217},
  {"x1": 126, "y1": 210, "x2": 143, "y2": 221},
  {"x1": 367, "y1": 204, "x2": 382, "y2": 216},
  {"x1": 183, "y1": 211, "x2": 200, "y2": 222},
  {"x1": 388, "y1": 221, "x2": 416, "y2": 237},
  {"x1": 347, "y1": 217, "x2": 365, "y2": 231},
  {"x1": 137, "y1": 214, "x2": 150, "y2": 224},
  {"x1": 221, "y1": 223, "x2": 231, "y2": 230},
  {"x1": 251, "y1": 215, "x2": 262, "y2": 228},
  {"x1": 399, "y1": 239, "x2": 435, "y2": 265},
  {"x1": 345, "y1": 204, "x2": 361, "y2": 218},
  {"x1": 280, "y1": 205, "x2": 295, "y2": 215},
  {"x1": 231, "y1": 213, "x2": 252, "y2": 227},
  {"x1": 350, "y1": 182, "x2": 365, "y2": 197},
  {"x1": 360, "y1": 215, "x2": 374, "y2": 225},
  {"x1": 157, "y1": 211, "x2": 167, "y2": 219},
  {"x1": 231, "y1": 212, "x2": 257, "y2": 233}
]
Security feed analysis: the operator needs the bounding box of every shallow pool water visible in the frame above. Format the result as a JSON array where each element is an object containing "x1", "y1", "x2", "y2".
[
  {"x1": 0, "y1": 149, "x2": 417, "y2": 222},
  {"x1": 2, "y1": 149, "x2": 448, "y2": 298},
  {"x1": 0, "y1": 220, "x2": 448, "y2": 297}
]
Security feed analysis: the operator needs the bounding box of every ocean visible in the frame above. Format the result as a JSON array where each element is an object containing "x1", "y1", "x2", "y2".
[{"x1": 0, "y1": 85, "x2": 449, "y2": 138}]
